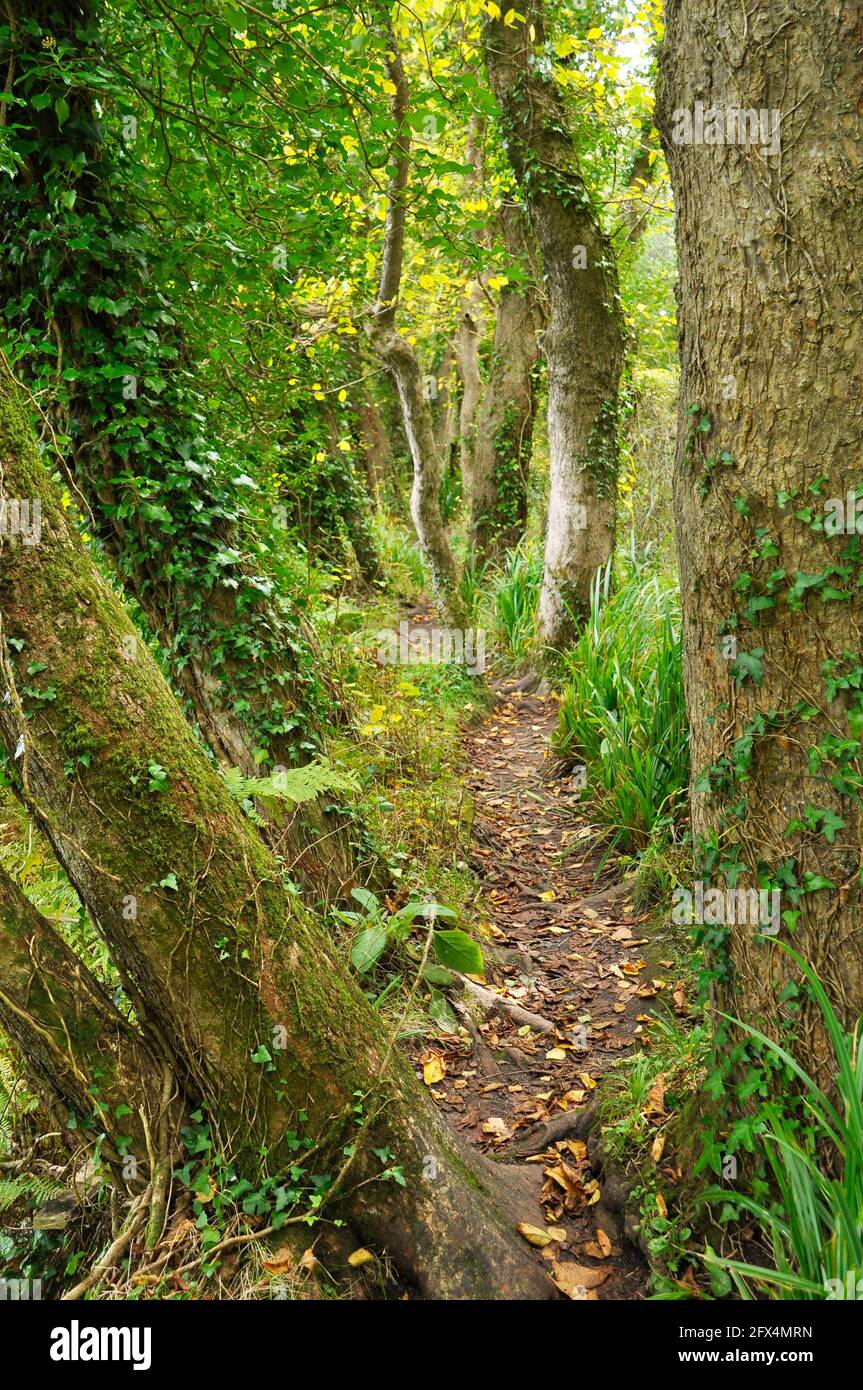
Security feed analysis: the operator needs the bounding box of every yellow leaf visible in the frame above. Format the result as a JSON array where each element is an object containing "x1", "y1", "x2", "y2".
[
  {"x1": 545, "y1": 1047, "x2": 567, "y2": 1061},
  {"x1": 347, "y1": 1247, "x2": 375, "y2": 1268},
  {"x1": 539, "y1": 889, "x2": 556, "y2": 902},
  {"x1": 586, "y1": 25, "x2": 602, "y2": 39},
  {"x1": 656, "y1": 1191, "x2": 668, "y2": 1218},
  {"x1": 518, "y1": 1222, "x2": 553, "y2": 1247},
  {"x1": 423, "y1": 1054, "x2": 446, "y2": 1085}
]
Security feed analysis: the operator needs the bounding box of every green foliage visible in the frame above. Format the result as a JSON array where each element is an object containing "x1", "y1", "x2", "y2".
[
  {"x1": 554, "y1": 559, "x2": 689, "y2": 848},
  {"x1": 0, "y1": 1172, "x2": 65, "y2": 1216},
  {"x1": 336, "y1": 887, "x2": 482, "y2": 983},
  {"x1": 491, "y1": 538, "x2": 544, "y2": 667},
  {"x1": 222, "y1": 760, "x2": 359, "y2": 817},
  {"x1": 702, "y1": 945, "x2": 863, "y2": 1300}
]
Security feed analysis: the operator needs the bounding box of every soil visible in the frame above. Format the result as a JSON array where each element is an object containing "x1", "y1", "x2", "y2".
[{"x1": 415, "y1": 683, "x2": 675, "y2": 1299}]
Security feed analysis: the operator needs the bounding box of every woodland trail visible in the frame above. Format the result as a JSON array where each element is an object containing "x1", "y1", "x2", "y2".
[{"x1": 417, "y1": 682, "x2": 660, "y2": 1298}]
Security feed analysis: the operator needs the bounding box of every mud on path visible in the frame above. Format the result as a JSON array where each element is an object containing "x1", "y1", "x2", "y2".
[{"x1": 420, "y1": 684, "x2": 665, "y2": 1299}]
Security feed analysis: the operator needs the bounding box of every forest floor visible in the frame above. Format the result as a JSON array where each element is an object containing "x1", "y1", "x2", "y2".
[{"x1": 412, "y1": 679, "x2": 673, "y2": 1298}]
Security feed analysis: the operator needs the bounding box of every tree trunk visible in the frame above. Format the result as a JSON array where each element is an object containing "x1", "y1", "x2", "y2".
[
  {"x1": 366, "y1": 14, "x2": 462, "y2": 623},
  {"x1": 454, "y1": 116, "x2": 488, "y2": 506},
  {"x1": 0, "y1": 0, "x2": 357, "y2": 895},
  {"x1": 432, "y1": 342, "x2": 458, "y2": 467},
  {"x1": 485, "y1": 1, "x2": 626, "y2": 646},
  {"x1": 657, "y1": 0, "x2": 863, "y2": 1077},
  {"x1": 0, "y1": 865, "x2": 179, "y2": 1187},
  {"x1": 472, "y1": 201, "x2": 544, "y2": 558},
  {"x1": 0, "y1": 358, "x2": 551, "y2": 1298}
]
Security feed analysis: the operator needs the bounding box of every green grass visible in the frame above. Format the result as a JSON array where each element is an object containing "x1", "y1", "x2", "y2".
[
  {"x1": 490, "y1": 538, "x2": 543, "y2": 668},
  {"x1": 701, "y1": 944, "x2": 863, "y2": 1300},
  {"x1": 553, "y1": 558, "x2": 689, "y2": 850}
]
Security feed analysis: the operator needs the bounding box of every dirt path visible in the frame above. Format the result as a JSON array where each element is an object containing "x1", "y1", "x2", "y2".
[{"x1": 423, "y1": 685, "x2": 656, "y2": 1298}]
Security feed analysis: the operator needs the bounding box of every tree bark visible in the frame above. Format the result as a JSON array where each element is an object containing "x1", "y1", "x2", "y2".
[
  {"x1": 657, "y1": 0, "x2": 863, "y2": 1076},
  {"x1": 472, "y1": 201, "x2": 544, "y2": 558},
  {"x1": 0, "y1": 865, "x2": 179, "y2": 1186},
  {"x1": 366, "y1": 14, "x2": 463, "y2": 623},
  {"x1": 485, "y1": 0, "x2": 626, "y2": 645},
  {"x1": 454, "y1": 117, "x2": 488, "y2": 506},
  {"x1": 0, "y1": 358, "x2": 552, "y2": 1298}
]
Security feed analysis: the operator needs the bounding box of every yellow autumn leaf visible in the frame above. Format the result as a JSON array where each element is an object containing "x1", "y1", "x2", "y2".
[
  {"x1": 423, "y1": 1054, "x2": 446, "y2": 1085},
  {"x1": 347, "y1": 1248, "x2": 375, "y2": 1268},
  {"x1": 518, "y1": 1222, "x2": 554, "y2": 1247}
]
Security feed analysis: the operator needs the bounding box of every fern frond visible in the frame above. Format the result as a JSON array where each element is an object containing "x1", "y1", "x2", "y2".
[
  {"x1": 222, "y1": 759, "x2": 358, "y2": 807},
  {"x1": 0, "y1": 1174, "x2": 65, "y2": 1214}
]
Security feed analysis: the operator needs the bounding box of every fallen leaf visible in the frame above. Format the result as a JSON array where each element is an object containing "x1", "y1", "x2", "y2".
[
  {"x1": 651, "y1": 1133, "x2": 666, "y2": 1163},
  {"x1": 545, "y1": 1047, "x2": 567, "y2": 1061},
  {"x1": 347, "y1": 1248, "x2": 375, "y2": 1269},
  {"x1": 261, "y1": 1247, "x2": 295, "y2": 1275},
  {"x1": 422, "y1": 1054, "x2": 446, "y2": 1085},
  {"x1": 656, "y1": 1191, "x2": 668, "y2": 1218},
  {"x1": 552, "y1": 1260, "x2": 609, "y2": 1298},
  {"x1": 518, "y1": 1222, "x2": 554, "y2": 1248},
  {"x1": 482, "y1": 1115, "x2": 511, "y2": 1140},
  {"x1": 645, "y1": 1073, "x2": 666, "y2": 1116}
]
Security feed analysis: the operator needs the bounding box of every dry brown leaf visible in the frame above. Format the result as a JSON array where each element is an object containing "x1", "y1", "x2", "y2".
[
  {"x1": 261, "y1": 1246, "x2": 295, "y2": 1275},
  {"x1": 651, "y1": 1133, "x2": 667, "y2": 1163},
  {"x1": 552, "y1": 1260, "x2": 609, "y2": 1298},
  {"x1": 645, "y1": 1073, "x2": 667, "y2": 1116}
]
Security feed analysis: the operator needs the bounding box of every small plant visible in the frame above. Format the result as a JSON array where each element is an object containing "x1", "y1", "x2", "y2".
[
  {"x1": 335, "y1": 887, "x2": 483, "y2": 979},
  {"x1": 554, "y1": 559, "x2": 688, "y2": 849},
  {"x1": 492, "y1": 539, "x2": 543, "y2": 667}
]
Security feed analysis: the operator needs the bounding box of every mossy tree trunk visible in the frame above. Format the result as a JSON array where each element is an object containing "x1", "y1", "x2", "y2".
[
  {"x1": 0, "y1": 865, "x2": 179, "y2": 1188},
  {"x1": 472, "y1": 202, "x2": 544, "y2": 559},
  {"x1": 657, "y1": 0, "x2": 863, "y2": 1081},
  {"x1": 485, "y1": 0, "x2": 626, "y2": 647},
  {"x1": 0, "y1": 358, "x2": 552, "y2": 1298}
]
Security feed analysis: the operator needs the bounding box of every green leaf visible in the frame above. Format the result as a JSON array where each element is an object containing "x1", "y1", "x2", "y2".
[
  {"x1": 428, "y1": 988, "x2": 458, "y2": 1034},
  {"x1": 351, "y1": 923, "x2": 388, "y2": 974},
  {"x1": 432, "y1": 928, "x2": 484, "y2": 975}
]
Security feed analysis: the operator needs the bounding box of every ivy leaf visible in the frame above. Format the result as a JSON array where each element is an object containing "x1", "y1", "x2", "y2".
[{"x1": 730, "y1": 649, "x2": 765, "y2": 685}]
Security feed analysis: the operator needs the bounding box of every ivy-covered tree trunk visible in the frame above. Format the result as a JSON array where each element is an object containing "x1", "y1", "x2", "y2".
[
  {"x1": 0, "y1": 359, "x2": 552, "y2": 1298},
  {"x1": 472, "y1": 202, "x2": 543, "y2": 558},
  {"x1": 366, "y1": 15, "x2": 463, "y2": 623},
  {"x1": 0, "y1": 0, "x2": 357, "y2": 894},
  {"x1": 657, "y1": 0, "x2": 863, "y2": 1078},
  {"x1": 485, "y1": 1, "x2": 625, "y2": 646}
]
